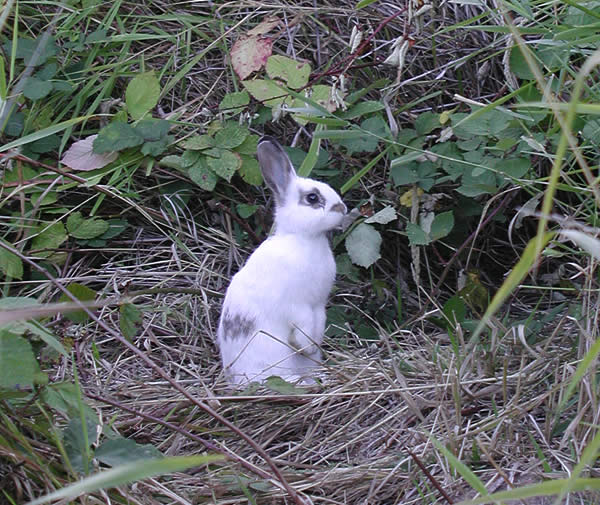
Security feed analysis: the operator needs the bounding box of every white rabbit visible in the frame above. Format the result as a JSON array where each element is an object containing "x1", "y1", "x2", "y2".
[{"x1": 216, "y1": 136, "x2": 347, "y2": 385}]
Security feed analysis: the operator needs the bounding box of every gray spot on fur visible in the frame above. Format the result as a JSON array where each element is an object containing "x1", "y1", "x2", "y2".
[
  {"x1": 299, "y1": 188, "x2": 325, "y2": 209},
  {"x1": 218, "y1": 310, "x2": 256, "y2": 340},
  {"x1": 330, "y1": 202, "x2": 346, "y2": 214}
]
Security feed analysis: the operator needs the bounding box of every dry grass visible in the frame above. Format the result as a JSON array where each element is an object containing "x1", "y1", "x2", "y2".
[{"x1": 3, "y1": 1, "x2": 600, "y2": 504}]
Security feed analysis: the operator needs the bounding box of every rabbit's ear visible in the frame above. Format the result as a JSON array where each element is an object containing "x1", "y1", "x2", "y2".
[{"x1": 257, "y1": 136, "x2": 296, "y2": 203}]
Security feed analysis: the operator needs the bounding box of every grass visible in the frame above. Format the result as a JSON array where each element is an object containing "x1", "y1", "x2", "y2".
[{"x1": 1, "y1": 1, "x2": 600, "y2": 504}]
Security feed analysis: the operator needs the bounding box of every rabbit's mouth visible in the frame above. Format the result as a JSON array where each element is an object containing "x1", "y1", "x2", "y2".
[{"x1": 338, "y1": 208, "x2": 360, "y2": 232}]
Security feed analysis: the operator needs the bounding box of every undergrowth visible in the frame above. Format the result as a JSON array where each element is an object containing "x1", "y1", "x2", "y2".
[{"x1": 1, "y1": 1, "x2": 599, "y2": 504}]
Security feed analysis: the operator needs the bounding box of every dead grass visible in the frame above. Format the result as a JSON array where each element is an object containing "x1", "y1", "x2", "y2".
[{"x1": 3, "y1": 1, "x2": 600, "y2": 504}]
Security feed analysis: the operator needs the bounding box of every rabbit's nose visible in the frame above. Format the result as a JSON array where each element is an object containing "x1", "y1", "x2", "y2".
[{"x1": 331, "y1": 202, "x2": 347, "y2": 214}]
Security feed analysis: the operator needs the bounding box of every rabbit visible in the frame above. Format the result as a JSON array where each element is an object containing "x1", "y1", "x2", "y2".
[{"x1": 216, "y1": 136, "x2": 347, "y2": 385}]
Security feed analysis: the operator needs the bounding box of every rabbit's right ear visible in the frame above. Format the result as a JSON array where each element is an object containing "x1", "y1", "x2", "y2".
[{"x1": 256, "y1": 136, "x2": 296, "y2": 203}]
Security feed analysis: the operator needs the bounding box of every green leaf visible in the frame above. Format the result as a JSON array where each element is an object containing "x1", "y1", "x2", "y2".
[
  {"x1": 239, "y1": 155, "x2": 263, "y2": 186},
  {"x1": 206, "y1": 150, "x2": 242, "y2": 182},
  {"x1": 266, "y1": 55, "x2": 311, "y2": 89},
  {"x1": 236, "y1": 203, "x2": 258, "y2": 218},
  {"x1": 234, "y1": 134, "x2": 259, "y2": 155},
  {"x1": 0, "y1": 244, "x2": 23, "y2": 279},
  {"x1": 67, "y1": 212, "x2": 110, "y2": 239},
  {"x1": 339, "y1": 116, "x2": 387, "y2": 154},
  {"x1": 214, "y1": 123, "x2": 249, "y2": 149},
  {"x1": 219, "y1": 90, "x2": 250, "y2": 111},
  {"x1": 509, "y1": 46, "x2": 535, "y2": 80},
  {"x1": 496, "y1": 157, "x2": 530, "y2": 179},
  {"x1": 25, "y1": 455, "x2": 224, "y2": 505},
  {"x1": 430, "y1": 211, "x2": 454, "y2": 241},
  {"x1": 181, "y1": 135, "x2": 214, "y2": 150},
  {"x1": 119, "y1": 303, "x2": 142, "y2": 339},
  {"x1": 159, "y1": 154, "x2": 185, "y2": 172},
  {"x1": 264, "y1": 376, "x2": 304, "y2": 394},
  {"x1": 23, "y1": 76, "x2": 53, "y2": 100},
  {"x1": 63, "y1": 416, "x2": 98, "y2": 472},
  {"x1": 364, "y1": 206, "x2": 397, "y2": 225},
  {"x1": 414, "y1": 111, "x2": 440, "y2": 135},
  {"x1": 58, "y1": 283, "x2": 97, "y2": 324},
  {"x1": 100, "y1": 219, "x2": 128, "y2": 240},
  {"x1": 141, "y1": 137, "x2": 170, "y2": 157},
  {"x1": 126, "y1": 71, "x2": 161, "y2": 120},
  {"x1": 93, "y1": 122, "x2": 144, "y2": 153},
  {"x1": 339, "y1": 101, "x2": 384, "y2": 120},
  {"x1": 345, "y1": 223, "x2": 382, "y2": 268},
  {"x1": 0, "y1": 331, "x2": 43, "y2": 390},
  {"x1": 3, "y1": 36, "x2": 57, "y2": 65},
  {"x1": 95, "y1": 438, "x2": 163, "y2": 466},
  {"x1": 134, "y1": 119, "x2": 170, "y2": 141},
  {"x1": 406, "y1": 222, "x2": 431, "y2": 246},
  {"x1": 442, "y1": 295, "x2": 467, "y2": 326},
  {"x1": 5, "y1": 111, "x2": 24, "y2": 136},
  {"x1": 29, "y1": 134, "x2": 61, "y2": 154},
  {"x1": 30, "y1": 221, "x2": 68, "y2": 258},
  {"x1": 242, "y1": 79, "x2": 290, "y2": 107},
  {"x1": 189, "y1": 157, "x2": 218, "y2": 191}
]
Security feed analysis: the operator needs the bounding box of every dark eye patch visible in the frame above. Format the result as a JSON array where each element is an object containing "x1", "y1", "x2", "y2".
[{"x1": 299, "y1": 188, "x2": 324, "y2": 208}]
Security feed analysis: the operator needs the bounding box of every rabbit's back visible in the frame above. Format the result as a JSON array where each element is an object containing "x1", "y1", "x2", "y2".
[{"x1": 216, "y1": 234, "x2": 335, "y2": 383}]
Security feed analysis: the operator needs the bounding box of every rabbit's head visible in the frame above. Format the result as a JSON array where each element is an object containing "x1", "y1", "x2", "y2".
[{"x1": 257, "y1": 137, "x2": 347, "y2": 236}]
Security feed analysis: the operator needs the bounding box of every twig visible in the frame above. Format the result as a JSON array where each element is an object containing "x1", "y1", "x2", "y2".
[{"x1": 408, "y1": 450, "x2": 454, "y2": 504}]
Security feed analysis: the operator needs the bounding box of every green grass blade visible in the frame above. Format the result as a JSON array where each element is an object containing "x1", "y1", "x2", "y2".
[
  {"x1": 430, "y1": 435, "x2": 488, "y2": 497},
  {"x1": 455, "y1": 478, "x2": 600, "y2": 505},
  {"x1": 0, "y1": 116, "x2": 92, "y2": 153},
  {"x1": 25, "y1": 455, "x2": 224, "y2": 505}
]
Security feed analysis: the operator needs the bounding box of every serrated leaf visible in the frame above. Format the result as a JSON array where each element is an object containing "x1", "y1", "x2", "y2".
[
  {"x1": 93, "y1": 122, "x2": 144, "y2": 154},
  {"x1": 206, "y1": 150, "x2": 242, "y2": 182},
  {"x1": 0, "y1": 245, "x2": 23, "y2": 280},
  {"x1": 126, "y1": 71, "x2": 160, "y2": 120},
  {"x1": 239, "y1": 155, "x2": 263, "y2": 185},
  {"x1": 23, "y1": 76, "x2": 53, "y2": 100},
  {"x1": 120, "y1": 303, "x2": 142, "y2": 339},
  {"x1": 141, "y1": 137, "x2": 169, "y2": 157},
  {"x1": 159, "y1": 155, "x2": 185, "y2": 171},
  {"x1": 496, "y1": 157, "x2": 530, "y2": 179},
  {"x1": 181, "y1": 149, "x2": 202, "y2": 168},
  {"x1": 219, "y1": 90, "x2": 250, "y2": 111},
  {"x1": 181, "y1": 135, "x2": 214, "y2": 150},
  {"x1": 339, "y1": 116, "x2": 387, "y2": 154},
  {"x1": 406, "y1": 222, "x2": 431, "y2": 246},
  {"x1": 364, "y1": 206, "x2": 397, "y2": 224},
  {"x1": 230, "y1": 35, "x2": 273, "y2": 80},
  {"x1": 96, "y1": 438, "x2": 162, "y2": 467},
  {"x1": 189, "y1": 157, "x2": 218, "y2": 191},
  {"x1": 100, "y1": 220, "x2": 128, "y2": 240},
  {"x1": 430, "y1": 211, "x2": 454, "y2": 241},
  {"x1": 62, "y1": 135, "x2": 119, "y2": 171},
  {"x1": 67, "y1": 212, "x2": 109, "y2": 239},
  {"x1": 234, "y1": 134, "x2": 259, "y2": 155},
  {"x1": 31, "y1": 222, "x2": 68, "y2": 258},
  {"x1": 242, "y1": 79, "x2": 290, "y2": 107},
  {"x1": 0, "y1": 331, "x2": 42, "y2": 390},
  {"x1": 58, "y1": 283, "x2": 97, "y2": 324},
  {"x1": 266, "y1": 55, "x2": 311, "y2": 89},
  {"x1": 345, "y1": 223, "x2": 382, "y2": 268},
  {"x1": 214, "y1": 123, "x2": 249, "y2": 149},
  {"x1": 134, "y1": 119, "x2": 170, "y2": 141}
]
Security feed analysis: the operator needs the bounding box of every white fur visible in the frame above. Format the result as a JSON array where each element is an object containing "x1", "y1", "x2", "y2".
[{"x1": 216, "y1": 138, "x2": 346, "y2": 385}]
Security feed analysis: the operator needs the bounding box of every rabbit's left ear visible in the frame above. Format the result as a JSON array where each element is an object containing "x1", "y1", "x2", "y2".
[{"x1": 257, "y1": 137, "x2": 296, "y2": 203}]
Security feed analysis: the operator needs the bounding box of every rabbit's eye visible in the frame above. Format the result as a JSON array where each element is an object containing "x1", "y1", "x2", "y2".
[{"x1": 306, "y1": 192, "x2": 320, "y2": 204}]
